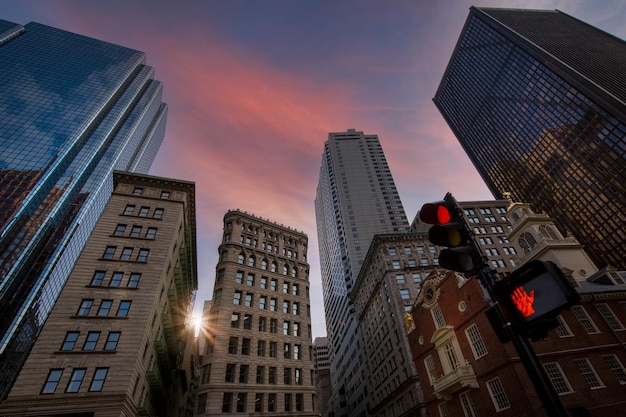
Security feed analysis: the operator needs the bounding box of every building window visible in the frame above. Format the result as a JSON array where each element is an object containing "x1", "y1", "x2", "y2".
[
  {"x1": 129, "y1": 225, "x2": 141, "y2": 238},
  {"x1": 145, "y1": 227, "x2": 157, "y2": 239},
  {"x1": 465, "y1": 324, "x2": 488, "y2": 359},
  {"x1": 222, "y1": 392, "x2": 233, "y2": 412},
  {"x1": 123, "y1": 205, "x2": 135, "y2": 216},
  {"x1": 574, "y1": 358, "x2": 604, "y2": 388},
  {"x1": 248, "y1": 256, "x2": 255, "y2": 267},
  {"x1": 201, "y1": 364, "x2": 211, "y2": 384},
  {"x1": 239, "y1": 364, "x2": 249, "y2": 383},
  {"x1": 233, "y1": 291, "x2": 242, "y2": 306},
  {"x1": 294, "y1": 344, "x2": 301, "y2": 360},
  {"x1": 603, "y1": 354, "x2": 626, "y2": 383},
  {"x1": 269, "y1": 341, "x2": 277, "y2": 358},
  {"x1": 247, "y1": 273, "x2": 255, "y2": 286},
  {"x1": 255, "y1": 393, "x2": 264, "y2": 412},
  {"x1": 571, "y1": 305, "x2": 600, "y2": 334},
  {"x1": 257, "y1": 340, "x2": 266, "y2": 357},
  {"x1": 153, "y1": 208, "x2": 164, "y2": 219},
  {"x1": 83, "y1": 332, "x2": 100, "y2": 350},
  {"x1": 42, "y1": 369, "x2": 63, "y2": 394},
  {"x1": 269, "y1": 367, "x2": 277, "y2": 384},
  {"x1": 128, "y1": 273, "x2": 141, "y2": 288},
  {"x1": 120, "y1": 247, "x2": 133, "y2": 261},
  {"x1": 270, "y1": 319, "x2": 277, "y2": 333},
  {"x1": 270, "y1": 298, "x2": 277, "y2": 311},
  {"x1": 554, "y1": 315, "x2": 573, "y2": 337},
  {"x1": 97, "y1": 300, "x2": 113, "y2": 316},
  {"x1": 242, "y1": 338, "x2": 251, "y2": 355},
  {"x1": 283, "y1": 321, "x2": 290, "y2": 336},
  {"x1": 292, "y1": 302, "x2": 300, "y2": 315},
  {"x1": 486, "y1": 377, "x2": 511, "y2": 411},
  {"x1": 61, "y1": 331, "x2": 80, "y2": 351},
  {"x1": 431, "y1": 304, "x2": 446, "y2": 328},
  {"x1": 268, "y1": 393, "x2": 276, "y2": 411},
  {"x1": 293, "y1": 322, "x2": 301, "y2": 337},
  {"x1": 437, "y1": 402, "x2": 450, "y2": 417},
  {"x1": 231, "y1": 313, "x2": 240, "y2": 328},
  {"x1": 225, "y1": 364, "x2": 235, "y2": 383},
  {"x1": 138, "y1": 206, "x2": 149, "y2": 217},
  {"x1": 109, "y1": 272, "x2": 123, "y2": 287},
  {"x1": 392, "y1": 260, "x2": 401, "y2": 270},
  {"x1": 424, "y1": 355, "x2": 437, "y2": 384},
  {"x1": 89, "y1": 368, "x2": 108, "y2": 392},
  {"x1": 132, "y1": 187, "x2": 143, "y2": 195},
  {"x1": 245, "y1": 293, "x2": 253, "y2": 307},
  {"x1": 66, "y1": 368, "x2": 86, "y2": 393},
  {"x1": 459, "y1": 391, "x2": 479, "y2": 417},
  {"x1": 114, "y1": 224, "x2": 126, "y2": 236},
  {"x1": 102, "y1": 246, "x2": 116, "y2": 260},
  {"x1": 284, "y1": 367, "x2": 292, "y2": 385},
  {"x1": 137, "y1": 249, "x2": 149, "y2": 262},
  {"x1": 160, "y1": 191, "x2": 170, "y2": 199},
  {"x1": 117, "y1": 301, "x2": 132, "y2": 317},
  {"x1": 228, "y1": 337, "x2": 238, "y2": 354},
  {"x1": 104, "y1": 332, "x2": 121, "y2": 350},
  {"x1": 296, "y1": 393, "x2": 304, "y2": 411},
  {"x1": 236, "y1": 393, "x2": 247, "y2": 412},
  {"x1": 258, "y1": 317, "x2": 267, "y2": 332},
  {"x1": 243, "y1": 314, "x2": 252, "y2": 330},
  {"x1": 270, "y1": 278, "x2": 277, "y2": 291},
  {"x1": 259, "y1": 296, "x2": 267, "y2": 310},
  {"x1": 544, "y1": 362, "x2": 573, "y2": 394},
  {"x1": 77, "y1": 299, "x2": 93, "y2": 316},
  {"x1": 443, "y1": 341, "x2": 460, "y2": 370},
  {"x1": 284, "y1": 343, "x2": 291, "y2": 359},
  {"x1": 595, "y1": 303, "x2": 624, "y2": 331},
  {"x1": 235, "y1": 270, "x2": 244, "y2": 283},
  {"x1": 91, "y1": 271, "x2": 105, "y2": 286},
  {"x1": 295, "y1": 368, "x2": 303, "y2": 385},
  {"x1": 196, "y1": 393, "x2": 207, "y2": 414},
  {"x1": 396, "y1": 274, "x2": 406, "y2": 284},
  {"x1": 283, "y1": 301, "x2": 290, "y2": 314},
  {"x1": 400, "y1": 289, "x2": 410, "y2": 300}
]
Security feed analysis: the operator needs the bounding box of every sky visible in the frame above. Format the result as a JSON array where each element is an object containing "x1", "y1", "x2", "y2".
[{"x1": 1, "y1": 0, "x2": 624, "y2": 339}]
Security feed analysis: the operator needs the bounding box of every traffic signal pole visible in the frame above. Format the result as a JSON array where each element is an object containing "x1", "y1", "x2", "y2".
[
  {"x1": 420, "y1": 193, "x2": 569, "y2": 416},
  {"x1": 477, "y1": 267, "x2": 569, "y2": 417}
]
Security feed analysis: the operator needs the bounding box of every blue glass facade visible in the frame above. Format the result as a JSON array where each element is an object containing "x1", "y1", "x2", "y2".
[
  {"x1": 0, "y1": 19, "x2": 166, "y2": 398},
  {"x1": 434, "y1": 7, "x2": 626, "y2": 270}
]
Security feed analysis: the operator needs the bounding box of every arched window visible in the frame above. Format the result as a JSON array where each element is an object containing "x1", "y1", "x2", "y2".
[
  {"x1": 261, "y1": 259, "x2": 268, "y2": 270},
  {"x1": 248, "y1": 256, "x2": 255, "y2": 267},
  {"x1": 271, "y1": 262, "x2": 277, "y2": 273},
  {"x1": 238, "y1": 253, "x2": 245, "y2": 264},
  {"x1": 539, "y1": 225, "x2": 558, "y2": 239},
  {"x1": 291, "y1": 267, "x2": 297, "y2": 278},
  {"x1": 283, "y1": 265, "x2": 288, "y2": 275},
  {"x1": 220, "y1": 251, "x2": 228, "y2": 262},
  {"x1": 518, "y1": 232, "x2": 537, "y2": 254}
]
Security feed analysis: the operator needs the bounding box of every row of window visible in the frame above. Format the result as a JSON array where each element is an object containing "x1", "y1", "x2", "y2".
[
  {"x1": 388, "y1": 246, "x2": 436, "y2": 256},
  {"x1": 102, "y1": 246, "x2": 149, "y2": 262},
  {"x1": 114, "y1": 223, "x2": 157, "y2": 239},
  {"x1": 123, "y1": 204, "x2": 164, "y2": 219},
  {"x1": 544, "y1": 355, "x2": 626, "y2": 394},
  {"x1": 235, "y1": 254, "x2": 300, "y2": 277},
  {"x1": 238, "y1": 236, "x2": 301, "y2": 259},
  {"x1": 131, "y1": 187, "x2": 170, "y2": 200},
  {"x1": 197, "y1": 391, "x2": 309, "y2": 414},
  {"x1": 231, "y1": 313, "x2": 304, "y2": 335},
  {"x1": 59, "y1": 331, "x2": 121, "y2": 351},
  {"x1": 89, "y1": 270, "x2": 141, "y2": 288},
  {"x1": 231, "y1": 291, "x2": 310, "y2": 316},
  {"x1": 42, "y1": 367, "x2": 109, "y2": 394},
  {"x1": 227, "y1": 336, "x2": 308, "y2": 360},
  {"x1": 392, "y1": 258, "x2": 439, "y2": 269},
  {"x1": 76, "y1": 299, "x2": 131, "y2": 317},
  {"x1": 211, "y1": 363, "x2": 309, "y2": 385},
  {"x1": 227, "y1": 270, "x2": 305, "y2": 296}
]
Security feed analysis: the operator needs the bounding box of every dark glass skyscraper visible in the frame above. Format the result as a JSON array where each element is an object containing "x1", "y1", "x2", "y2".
[
  {"x1": 0, "y1": 19, "x2": 167, "y2": 398},
  {"x1": 434, "y1": 7, "x2": 626, "y2": 270}
]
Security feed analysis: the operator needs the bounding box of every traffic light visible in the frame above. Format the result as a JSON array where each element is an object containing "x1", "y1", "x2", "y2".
[
  {"x1": 419, "y1": 193, "x2": 484, "y2": 273},
  {"x1": 495, "y1": 260, "x2": 580, "y2": 340}
]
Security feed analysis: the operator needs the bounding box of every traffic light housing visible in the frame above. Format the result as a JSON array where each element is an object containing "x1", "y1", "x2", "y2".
[
  {"x1": 419, "y1": 193, "x2": 484, "y2": 273},
  {"x1": 495, "y1": 260, "x2": 580, "y2": 340}
]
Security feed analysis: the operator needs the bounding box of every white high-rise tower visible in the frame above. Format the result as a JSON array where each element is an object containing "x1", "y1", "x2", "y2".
[{"x1": 314, "y1": 129, "x2": 409, "y2": 417}]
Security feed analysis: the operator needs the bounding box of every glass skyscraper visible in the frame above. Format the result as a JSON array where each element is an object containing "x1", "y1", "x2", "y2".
[
  {"x1": 0, "y1": 19, "x2": 167, "y2": 398},
  {"x1": 434, "y1": 7, "x2": 626, "y2": 270},
  {"x1": 315, "y1": 129, "x2": 408, "y2": 417}
]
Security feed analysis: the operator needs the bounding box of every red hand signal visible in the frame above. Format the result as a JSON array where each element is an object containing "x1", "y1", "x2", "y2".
[{"x1": 511, "y1": 286, "x2": 535, "y2": 317}]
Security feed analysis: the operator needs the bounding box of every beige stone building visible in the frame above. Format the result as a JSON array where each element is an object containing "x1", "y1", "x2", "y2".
[
  {"x1": 0, "y1": 172, "x2": 198, "y2": 417},
  {"x1": 196, "y1": 210, "x2": 316, "y2": 416}
]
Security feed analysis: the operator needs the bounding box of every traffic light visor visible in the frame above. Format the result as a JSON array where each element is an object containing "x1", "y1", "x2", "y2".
[
  {"x1": 428, "y1": 224, "x2": 463, "y2": 247},
  {"x1": 419, "y1": 202, "x2": 452, "y2": 225}
]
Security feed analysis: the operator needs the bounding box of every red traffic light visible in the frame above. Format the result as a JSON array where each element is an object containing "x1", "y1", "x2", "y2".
[
  {"x1": 419, "y1": 201, "x2": 453, "y2": 225},
  {"x1": 498, "y1": 260, "x2": 579, "y2": 325}
]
